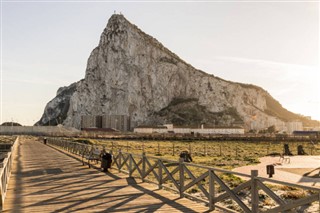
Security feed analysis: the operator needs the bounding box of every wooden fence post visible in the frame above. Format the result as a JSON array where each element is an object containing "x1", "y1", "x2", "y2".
[
  {"x1": 118, "y1": 149, "x2": 122, "y2": 173},
  {"x1": 158, "y1": 159, "x2": 162, "y2": 189},
  {"x1": 179, "y1": 158, "x2": 184, "y2": 198},
  {"x1": 172, "y1": 142, "x2": 175, "y2": 156},
  {"x1": 129, "y1": 154, "x2": 132, "y2": 177},
  {"x1": 209, "y1": 169, "x2": 215, "y2": 211},
  {"x1": 142, "y1": 142, "x2": 145, "y2": 153},
  {"x1": 204, "y1": 143, "x2": 207, "y2": 156},
  {"x1": 251, "y1": 170, "x2": 259, "y2": 212},
  {"x1": 127, "y1": 141, "x2": 129, "y2": 153},
  {"x1": 235, "y1": 146, "x2": 238, "y2": 159},
  {"x1": 142, "y1": 152, "x2": 146, "y2": 182}
]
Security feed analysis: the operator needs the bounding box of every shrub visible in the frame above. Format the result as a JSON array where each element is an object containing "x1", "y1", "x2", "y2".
[{"x1": 281, "y1": 190, "x2": 307, "y2": 200}]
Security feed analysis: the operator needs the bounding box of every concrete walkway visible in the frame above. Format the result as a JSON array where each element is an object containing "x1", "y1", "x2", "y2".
[{"x1": 233, "y1": 155, "x2": 320, "y2": 188}]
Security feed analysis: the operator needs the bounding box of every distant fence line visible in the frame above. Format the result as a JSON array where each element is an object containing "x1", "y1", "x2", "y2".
[
  {"x1": 72, "y1": 139, "x2": 320, "y2": 160},
  {"x1": 47, "y1": 138, "x2": 320, "y2": 213}
]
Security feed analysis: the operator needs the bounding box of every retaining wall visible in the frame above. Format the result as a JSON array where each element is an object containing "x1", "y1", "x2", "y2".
[{"x1": 0, "y1": 126, "x2": 79, "y2": 136}]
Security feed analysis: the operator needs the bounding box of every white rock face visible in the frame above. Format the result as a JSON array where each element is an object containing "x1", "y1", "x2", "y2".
[{"x1": 37, "y1": 15, "x2": 296, "y2": 130}]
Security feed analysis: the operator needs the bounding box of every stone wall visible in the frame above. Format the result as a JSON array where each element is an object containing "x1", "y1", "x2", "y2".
[{"x1": 0, "y1": 126, "x2": 79, "y2": 136}]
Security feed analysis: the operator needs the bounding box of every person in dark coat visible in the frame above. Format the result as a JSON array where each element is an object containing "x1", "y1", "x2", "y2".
[
  {"x1": 101, "y1": 148, "x2": 113, "y2": 172},
  {"x1": 179, "y1": 150, "x2": 193, "y2": 162},
  {"x1": 297, "y1": 145, "x2": 307, "y2": 155}
]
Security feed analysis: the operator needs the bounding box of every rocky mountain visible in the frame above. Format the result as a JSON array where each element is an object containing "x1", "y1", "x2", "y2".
[{"x1": 36, "y1": 14, "x2": 319, "y2": 131}]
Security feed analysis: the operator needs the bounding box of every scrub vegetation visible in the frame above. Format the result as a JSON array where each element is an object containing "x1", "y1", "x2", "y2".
[{"x1": 70, "y1": 138, "x2": 320, "y2": 170}]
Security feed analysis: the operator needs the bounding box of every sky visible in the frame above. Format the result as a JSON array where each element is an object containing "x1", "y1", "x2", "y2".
[{"x1": 0, "y1": 0, "x2": 319, "y2": 125}]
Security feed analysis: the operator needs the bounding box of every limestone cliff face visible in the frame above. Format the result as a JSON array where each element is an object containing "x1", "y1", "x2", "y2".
[
  {"x1": 36, "y1": 82, "x2": 78, "y2": 126},
  {"x1": 37, "y1": 14, "x2": 313, "y2": 130}
]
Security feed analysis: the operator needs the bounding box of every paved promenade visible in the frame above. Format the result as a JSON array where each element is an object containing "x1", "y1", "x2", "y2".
[
  {"x1": 3, "y1": 137, "x2": 211, "y2": 212},
  {"x1": 233, "y1": 156, "x2": 320, "y2": 188}
]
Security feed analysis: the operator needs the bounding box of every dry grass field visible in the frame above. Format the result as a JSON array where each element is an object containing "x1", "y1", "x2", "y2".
[{"x1": 71, "y1": 138, "x2": 320, "y2": 170}]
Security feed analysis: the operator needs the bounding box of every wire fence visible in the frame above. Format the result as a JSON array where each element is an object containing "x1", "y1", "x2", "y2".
[{"x1": 68, "y1": 139, "x2": 320, "y2": 169}]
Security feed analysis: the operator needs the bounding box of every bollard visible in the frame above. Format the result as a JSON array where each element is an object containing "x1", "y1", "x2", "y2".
[{"x1": 266, "y1": 164, "x2": 275, "y2": 178}]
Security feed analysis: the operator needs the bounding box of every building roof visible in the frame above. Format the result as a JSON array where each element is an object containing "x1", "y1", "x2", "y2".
[
  {"x1": 174, "y1": 126, "x2": 244, "y2": 129},
  {"x1": 135, "y1": 125, "x2": 243, "y2": 130},
  {"x1": 81, "y1": 128, "x2": 119, "y2": 132},
  {"x1": 135, "y1": 125, "x2": 167, "y2": 129}
]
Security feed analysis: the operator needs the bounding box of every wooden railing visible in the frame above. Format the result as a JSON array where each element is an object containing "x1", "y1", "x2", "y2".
[
  {"x1": 47, "y1": 138, "x2": 320, "y2": 212},
  {"x1": 0, "y1": 137, "x2": 18, "y2": 209}
]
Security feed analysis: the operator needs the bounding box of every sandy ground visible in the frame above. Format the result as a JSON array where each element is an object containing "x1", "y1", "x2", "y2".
[{"x1": 233, "y1": 155, "x2": 320, "y2": 188}]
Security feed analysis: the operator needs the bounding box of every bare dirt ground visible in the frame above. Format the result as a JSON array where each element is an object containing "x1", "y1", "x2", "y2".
[{"x1": 233, "y1": 155, "x2": 320, "y2": 188}]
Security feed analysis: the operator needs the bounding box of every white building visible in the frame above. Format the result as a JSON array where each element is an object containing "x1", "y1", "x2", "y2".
[
  {"x1": 134, "y1": 124, "x2": 244, "y2": 135},
  {"x1": 134, "y1": 125, "x2": 168, "y2": 134},
  {"x1": 286, "y1": 121, "x2": 303, "y2": 134}
]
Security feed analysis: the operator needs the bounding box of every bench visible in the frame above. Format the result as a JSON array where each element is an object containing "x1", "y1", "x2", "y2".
[
  {"x1": 279, "y1": 154, "x2": 290, "y2": 164},
  {"x1": 82, "y1": 147, "x2": 101, "y2": 168}
]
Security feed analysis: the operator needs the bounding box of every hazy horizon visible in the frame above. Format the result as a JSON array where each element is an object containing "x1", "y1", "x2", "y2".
[{"x1": 1, "y1": 1, "x2": 319, "y2": 125}]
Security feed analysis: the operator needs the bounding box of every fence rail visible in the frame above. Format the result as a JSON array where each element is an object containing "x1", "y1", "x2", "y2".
[
  {"x1": 47, "y1": 138, "x2": 320, "y2": 212},
  {"x1": 0, "y1": 137, "x2": 18, "y2": 209}
]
